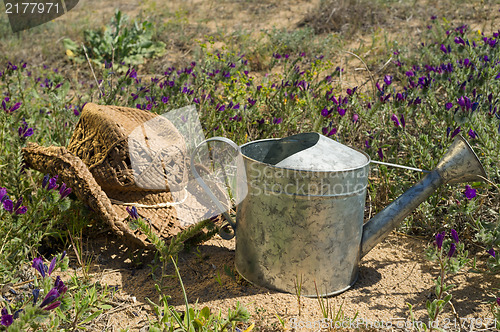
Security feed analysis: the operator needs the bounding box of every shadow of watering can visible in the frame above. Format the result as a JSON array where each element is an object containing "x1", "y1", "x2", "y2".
[{"x1": 191, "y1": 132, "x2": 486, "y2": 296}]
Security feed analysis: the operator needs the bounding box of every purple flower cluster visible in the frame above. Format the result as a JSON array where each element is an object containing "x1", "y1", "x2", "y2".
[
  {"x1": 435, "y1": 229, "x2": 459, "y2": 257},
  {"x1": 41, "y1": 174, "x2": 72, "y2": 198},
  {"x1": 447, "y1": 126, "x2": 461, "y2": 139},
  {"x1": 463, "y1": 185, "x2": 476, "y2": 200},
  {"x1": 391, "y1": 114, "x2": 406, "y2": 128},
  {"x1": 1, "y1": 252, "x2": 67, "y2": 327},
  {"x1": 31, "y1": 253, "x2": 67, "y2": 313},
  {"x1": 39, "y1": 276, "x2": 68, "y2": 311},
  {"x1": 1, "y1": 97, "x2": 22, "y2": 113},
  {"x1": 18, "y1": 119, "x2": 34, "y2": 139},
  {"x1": 126, "y1": 206, "x2": 139, "y2": 219},
  {"x1": 0, "y1": 187, "x2": 27, "y2": 215}
]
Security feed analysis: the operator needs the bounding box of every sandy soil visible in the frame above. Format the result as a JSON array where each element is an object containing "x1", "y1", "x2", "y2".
[{"x1": 73, "y1": 231, "x2": 497, "y2": 331}]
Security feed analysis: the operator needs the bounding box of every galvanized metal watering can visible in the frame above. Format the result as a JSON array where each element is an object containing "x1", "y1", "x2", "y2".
[{"x1": 191, "y1": 132, "x2": 486, "y2": 296}]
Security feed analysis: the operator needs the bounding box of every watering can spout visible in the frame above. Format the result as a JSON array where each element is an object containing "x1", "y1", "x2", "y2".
[{"x1": 360, "y1": 135, "x2": 487, "y2": 257}]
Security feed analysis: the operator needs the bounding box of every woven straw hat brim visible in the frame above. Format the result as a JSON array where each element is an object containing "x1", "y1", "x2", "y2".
[{"x1": 21, "y1": 143, "x2": 189, "y2": 248}]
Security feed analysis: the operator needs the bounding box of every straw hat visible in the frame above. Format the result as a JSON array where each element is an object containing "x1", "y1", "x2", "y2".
[{"x1": 22, "y1": 103, "x2": 224, "y2": 249}]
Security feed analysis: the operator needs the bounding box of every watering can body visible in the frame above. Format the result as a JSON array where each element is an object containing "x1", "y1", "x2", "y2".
[
  {"x1": 235, "y1": 134, "x2": 369, "y2": 296},
  {"x1": 192, "y1": 132, "x2": 486, "y2": 296}
]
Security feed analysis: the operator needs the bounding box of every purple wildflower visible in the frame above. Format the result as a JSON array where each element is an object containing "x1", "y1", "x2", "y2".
[
  {"x1": 451, "y1": 126, "x2": 461, "y2": 139},
  {"x1": 400, "y1": 114, "x2": 406, "y2": 128},
  {"x1": 464, "y1": 185, "x2": 476, "y2": 199},
  {"x1": 435, "y1": 231, "x2": 445, "y2": 249},
  {"x1": 456, "y1": 24, "x2": 468, "y2": 34},
  {"x1": 39, "y1": 288, "x2": 60, "y2": 308},
  {"x1": 15, "y1": 205, "x2": 27, "y2": 215},
  {"x1": 32, "y1": 257, "x2": 46, "y2": 278},
  {"x1": 59, "y1": 182, "x2": 71, "y2": 199},
  {"x1": 48, "y1": 257, "x2": 57, "y2": 275},
  {"x1": 352, "y1": 114, "x2": 359, "y2": 123},
  {"x1": 447, "y1": 243, "x2": 456, "y2": 257},
  {"x1": 391, "y1": 114, "x2": 400, "y2": 127},
  {"x1": 321, "y1": 108, "x2": 329, "y2": 117},
  {"x1": 18, "y1": 120, "x2": 34, "y2": 138},
  {"x1": 377, "y1": 148, "x2": 384, "y2": 160},
  {"x1": 3, "y1": 101, "x2": 22, "y2": 113},
  {"x1": 43, "y1": 301, "x2": 61, "y2": 311},
  {"x1": 126, "y1": 67, "x2": 137, "y2": 79},
  {"x1": 47, "y1": 175, "x2": 59, "y2": 190},
  {"x1": 457, "y1": 96, "x2": 472, "y2": 110},
  {"x1": 42, "y1": 174, "x2": 50, "y2": 188},
  {"x1": 273, "y1": 117, "x2": 282, "y2": 125},
  {"x1": 216, "y1": 104, "x2": 226, "y2": 112},
  {"x1": 32, "y1": 289, "x2": 40, "y2": 305},
  {"x1": 337, "y1": 108, "x2": 346, "y2": 117},
  {"x1": 454, "y1": 37, "x2": 466, "y2": 46},
  {"x1": 54, "y1": 276, "x2": 67, "y2": 295},
  {"x1": 384, "y1": 75, "x2": 392, "y2": 86},
  {"x1": 487, "y1": 248, "x2": 496, "y2": 258},
  {"x1": 468, "y1": 129, "x2": 477, "y2": 139},
  {"x1": 322, "y1": 127, "x2": 337, "y2": 137},
  {"x1": 3, "y1": 199, "x2": 13, "y2": 213},
  {"x1": 60, "y1": 186, "x2": 72, "y2": 199},
  {"x1": 126, "y1": 206, "x2": 139, "y2": 219},
  {"x1": 0, "y1": 188, "x2": 6, "y2": 202},
  {"x1": 1, "y1": 313, "x2": 13, "y2": 327},
  {"x1": 445, "y1": 102, "x2": 453, "y2": 110},
  {"x1": 450, "y1": 229, "x2": 459, "y2": 243},
  {"x1": 161, "y1": 96, "x2": 169, "y2": 104}
]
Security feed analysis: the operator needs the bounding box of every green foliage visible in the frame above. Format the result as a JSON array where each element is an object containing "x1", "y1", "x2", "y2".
[
  {"x1": 409, "y1": 231, "x2": 471, "y2": 331},
  {"x1": 63, "y1": 10, "x2": 166, "y2": 69},
  {"x1": 146, "y1": 257, "x2": 252, "y2": 331},
  {"x1": 132, "y1": 216, "x2": 218, "y2": 282},
  {"x1": 0, "y1": 178, "x2": 76, "y2": 284},
  {"x1": 1, "y1": 253, "x2": 116, "y2": 331},
  {"x1": 315, "y1": 281, "x2": 358, "y2": 332},
  {"x1": 57, "y1": 277, "x2": 115, "y2": 330}
]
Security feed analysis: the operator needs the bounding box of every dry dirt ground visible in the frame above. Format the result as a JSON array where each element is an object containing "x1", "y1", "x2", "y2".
[
  {"x1": 76, "y1": 231, "x2": 498, "y2": 331},
  {"x1": 30, "y1": 0, "x2": 500, "y2": 330}
]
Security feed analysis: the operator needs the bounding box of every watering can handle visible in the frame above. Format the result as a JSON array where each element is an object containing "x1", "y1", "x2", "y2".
[{"x1": 191, "y1": 137, "x2": 240, "y2": 240}]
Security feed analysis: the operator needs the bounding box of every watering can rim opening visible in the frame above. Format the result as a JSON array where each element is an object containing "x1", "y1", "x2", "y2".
[
  {"x1": 239, "y1": 132, "x2": 372, "y2": 173},
  {"x1": 448, "y1": 134, "x2": 488, "y2": 180}
]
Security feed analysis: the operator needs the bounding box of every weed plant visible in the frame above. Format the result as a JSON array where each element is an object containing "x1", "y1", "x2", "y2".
[{"x1": 63, "y1": 10, "x2": 166, "y2": 71}]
